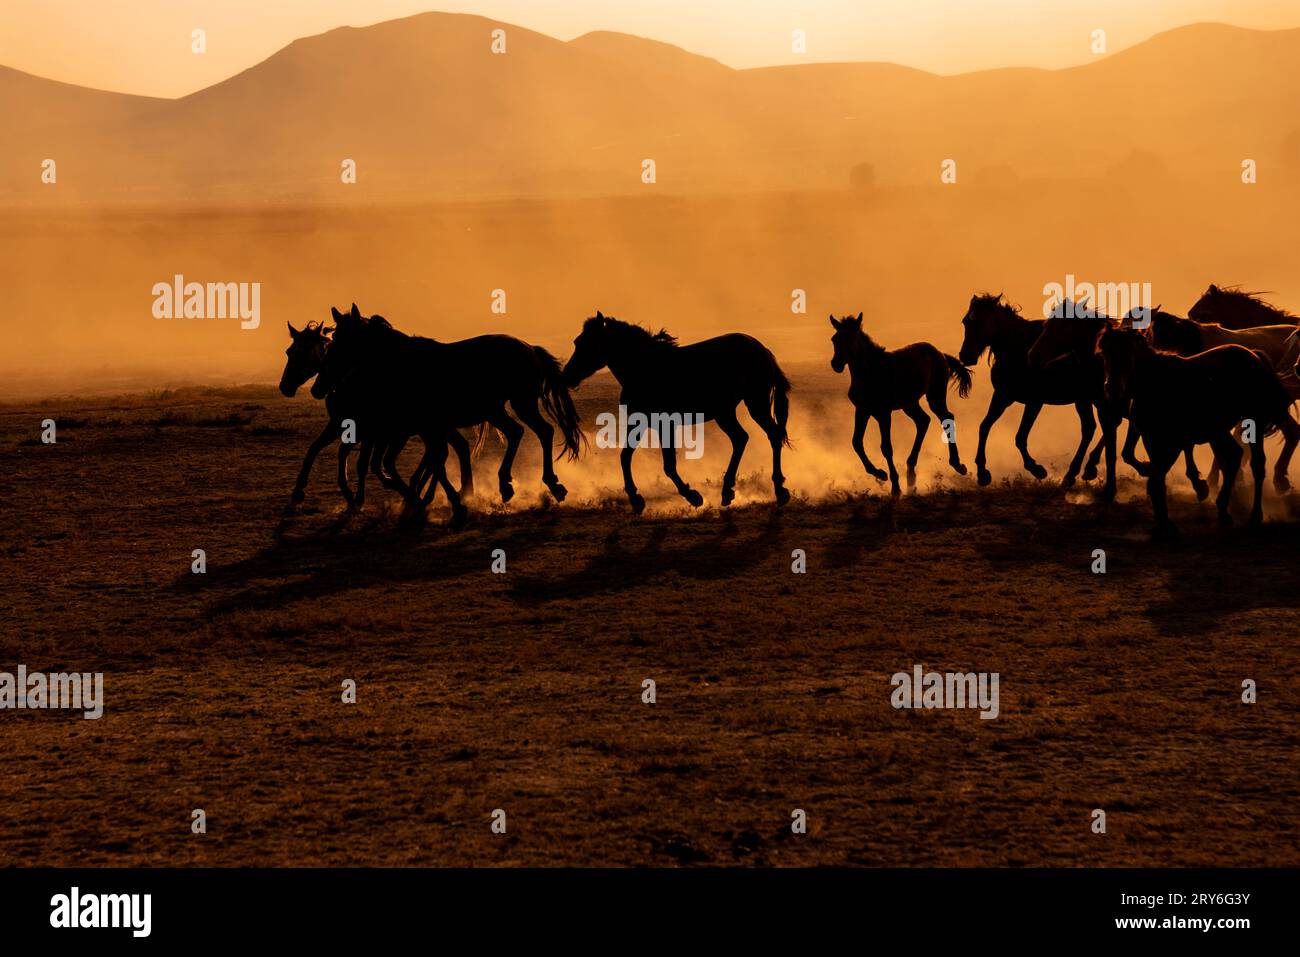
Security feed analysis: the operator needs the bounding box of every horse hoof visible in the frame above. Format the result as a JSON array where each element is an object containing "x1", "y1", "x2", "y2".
[
  {"x1": 1131, "y1": 462, "x2": 1150, "y2": 478},
  {"x1": 952, "y1": 463, "x2": 968, "y2": 476},
  {"x1": 977, "y1": 469, "x2": 992, "y2": 487},
  {"x1": 1273, "y1": 477, "x2": 1292, "y2": 495},
  {"x1": 869, "y1": 467, "x2": 888, "y2": 482},
  {"x1": 1151, "y1": 522, "x2": 1180, "y2": 541},
  {"x1": 1248, "y1": 513, "x2": 1264, "y2": 528},
  {"x1": 1027, "y1": 464, "x2": 1048, "y2": 481},
  {"x1": 499, "y1": 482, "x2": 515, "y2": 503},
  {"x1": 905, "y1": 469, "x2": 917, "y2": 489},
  {"x1": 290, "y1": 489, "x2": 305, "y2": 504},
  {"x1": 683, "y1": 489, "x2": 704, "y2": 508},
  {"x1": 721, "y1": 486, "x2": 736, "y2": 507},
  {"x1": 1081, "y1": 465, "x2": 1099, "y2": 481},
  {"x1": 549, "y1": 483, "x2": 568, "y2": 502},
  {"x1": 1061, "y1": 474, "x2": 1077, "y2": 489},
  {"x1": 889, "y1": 485, "x2": 902, "y2": 499},
  {"x1": 775, "y1": 486, "x2": 791, "y2": 507},
  {"x1": 1097, "y1": 486, "x2": 1116, "y2": 503},
  {"x1": 450, "y1": 507, "x2": 469, "y2": 529},
  {"x1": 629, "y1": 494, "x2": 646, "y2": 515},
  {"x1": 1192, "y1": 480, "x2": 1210, "y2": 502}
]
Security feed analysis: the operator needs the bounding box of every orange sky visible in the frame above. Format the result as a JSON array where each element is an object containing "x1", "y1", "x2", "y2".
[{"x1": 3, "y1": 0, "x2": 1300, "y2": 98}]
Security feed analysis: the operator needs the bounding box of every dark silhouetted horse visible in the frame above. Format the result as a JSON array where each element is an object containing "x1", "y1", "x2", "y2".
[
  {"x1": 958, "y1": 293, "x2": 1112, "y2": 493},
  {"x1": 278, "y1": 317, "x2": 473, "y2": 508},
  {"x1": 829, "y1": 313, "x2": 969, "y2": 496},
  {"x1": 1098, "y1": 327, "x2": 1294, "y2": 536},
  {"x1": 313, "y1": 305, "x2": 582, "y2": 523},
  {"x1": 561, "y1": 312, "x2": 791, "y2": 512}
]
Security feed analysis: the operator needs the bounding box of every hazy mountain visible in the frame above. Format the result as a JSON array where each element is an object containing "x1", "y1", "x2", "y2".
[{"x1": 2, "y1": 13, "x2": 1297, "y2": 201}]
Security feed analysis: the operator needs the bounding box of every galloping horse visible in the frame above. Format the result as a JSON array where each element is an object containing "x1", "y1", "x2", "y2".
[
  {"x1": 828, "y1": 313, "x2": 970, "y2": 496},
  {"x1": 313, "y1": 305, "x2": 582, "y2": 523},
  {"x1": 1097, "y1": 327, "x2": 1293, "y2": 535},
  {"x1": 958, "y1": 293, "x2": 1108, "y2": 492},
  {"x1": 279, "y1": 317, "x2": 474, "y2": 508},
  {"x1": 561, "y1": 312, "x2": 791, "y2": 512},
  {"x1": 1148, "y1": 307, "x2": 1300, "y2": 491}
]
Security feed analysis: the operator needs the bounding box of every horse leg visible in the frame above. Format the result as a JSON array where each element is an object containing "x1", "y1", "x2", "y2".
[
  {"x1": 1063, "y1": 401, "x2": 1096, "y2": 488},
  {"x1": 511, "y1": 396, "x2": 566, "y2": 502},
  {"x1": 744, "y1": 393, "x2": 790, "y2": 505},
  {"x1": 877, "y1": 411, "x2": 901, "y2": 497},
  {"x1": 852, "y1": 403, "x2": 887, "y2": 482},
  {"x1": 1014, "y1": 401, "x2": 1048, "y2": 480},
  {"x1": 1248, "y1": 435, "x2": 1266, "y2": 526},
  {"x1": 1183, "y1": 447, "x2": 1209, "y2": 501},
  {"x1": 423, "y1": 438, "x2": 467, "y2": 528},
  {"x1": 486, "y1": 408, "x2": 525, "y2": 503},
  {"x1": 1098, "y1": 404, "x2": 1122, "y2": 502},
  {"x1": 1270, "y1": 413, "x2": 1299, "y2": 494},
  {"x1": 926, "y1": 390, "x2": 966, "y2": 476},
  {"x1": 1119, "y1": 417, "x2": 1150, "y2": 477},
  {"x1": 621, "y1": 445, "x2": 644, "y2": 514},
  {"x1": 975, "y1": 392, "x2": 1012, "y2": 487},
  {"x1": 1146, "y1": 445, "x2": 1180, "y2": 539},
  {"x1": 353, "y1": 439, "x2": 374, "y2": 510},
  {"x1": 291, "y1": 420, "x2": 338, "y2": 503},
  {"x1": 659, "y1": 424, "x2": 703, "y2": 508},
  {"x1": 1209, "y1": 433, "x2": 1244, "y2": 528},
  {"x1": 902, "y1": 402, "x2": 928, "y2": 489},
  {"x1": 449, "y1": 429, "x2": 474, "y2": 499},
  {"x1": 715, "y1": 406, "x2": 748, "y2": 507},
  {"x1": 336, "y1": 441, "x2": 356, "y2": 507}
]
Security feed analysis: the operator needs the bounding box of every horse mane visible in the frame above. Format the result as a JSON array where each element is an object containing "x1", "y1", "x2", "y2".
[
  {"x1": 590, "y1": 315, "x2": 679, "y2": 348},
  {"x1": 975, "y1": 292, "x2": 1022, "y2": 315},
  {"x1": 1206, "y1": 285, "x2": 1296, "y2": 319}
]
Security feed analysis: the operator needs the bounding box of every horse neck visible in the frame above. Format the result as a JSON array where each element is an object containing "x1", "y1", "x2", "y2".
[
  {"x1": 604, "y1": 332, "x2": 657, "y2": 385},
  {"x1": 847, "y1": 338, "x2": 886, "y2": 377},
  {"x1": 989, "y1": 309, "x2": 1039, "y2": 357}
]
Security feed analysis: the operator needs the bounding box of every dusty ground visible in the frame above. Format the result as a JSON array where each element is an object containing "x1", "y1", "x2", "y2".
[{"x1": 2, "y1": 377, "x2": 1298, "y2": 867}]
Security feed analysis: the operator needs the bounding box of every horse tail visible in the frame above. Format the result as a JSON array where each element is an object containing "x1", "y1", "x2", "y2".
[
  {"x1": 944, "y1": 353, "x2": 973, "y2": 399},
  {"x1": 770, "y1": 353, "x2": 793, "y2": 448},
  {"x1": 535, "y1": 346, "x2": 584, "y2": 460}
]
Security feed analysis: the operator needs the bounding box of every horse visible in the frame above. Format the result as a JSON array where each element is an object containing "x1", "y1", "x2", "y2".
[
  {"x1": 561, "y1": 311, "x2": 791, "y2": 513},
  {"x1": 278, "y1": 317, "x2": 474, "y2": 508},
  {"x1": 312, "y1": 305, "x2": 581, "y2": 519},
  {"x1": 828, "y1": 313, "x2": 969, "y2": 496},
  {"x1": 1188, "y1": 284, "x2": 1298, "y2": 330},
  {"x1": 1147, "y1": 307, "x2": 1300, "y2": 491},
  {"x1": 957, "y1": 293, "x2": 1115, "y2": 494},
  {"x1": 1097, "y1": 327, "x2": 1293, "y2": 536}
]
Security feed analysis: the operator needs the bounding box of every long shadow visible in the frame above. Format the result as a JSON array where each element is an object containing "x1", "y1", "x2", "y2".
[{"x1": 505, "y1": 507, "x2": 788, "y2": 605}]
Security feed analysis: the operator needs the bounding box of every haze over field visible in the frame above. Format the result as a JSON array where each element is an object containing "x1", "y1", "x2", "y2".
[{"x1": 1, "y1": 11, "x2": 1298, "y2": 417}]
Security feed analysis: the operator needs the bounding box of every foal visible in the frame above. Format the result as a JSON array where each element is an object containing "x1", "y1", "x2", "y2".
[{"x1": 829, "y1": 313, "x2": 970, "y2": 496}]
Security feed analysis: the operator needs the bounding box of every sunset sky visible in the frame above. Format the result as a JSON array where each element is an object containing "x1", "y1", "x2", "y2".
[{"x1": 3, "y1": 0, "x2": 1300, "y2": 98}]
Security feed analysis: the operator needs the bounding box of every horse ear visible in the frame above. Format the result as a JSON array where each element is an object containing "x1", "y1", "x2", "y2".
[
  {"x1": 829, "y1": 316, "x2": 840, "y2": 329},
  {"x1": 595, "y1": 310, "x2": 605, "y2": 320},
  {"x1": 330, "y1": 307, "x2": 343, "y2": 322},
  {"x1": 349, "y1": 303, "x2": 361, "y2": 320},
  {"x1": 856, "y1": 311, "x2": 863, "y2": 322},
  {"x1": 287, "y1": 321, "x2": 300, "y2": 337}
]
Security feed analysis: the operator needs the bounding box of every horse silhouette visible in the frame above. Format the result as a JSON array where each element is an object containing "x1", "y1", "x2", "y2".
[
  {"x1": 959, "y1": 293, "x2": 1114, "y2": 492},
  {"x1": 1098, "y1": 326, "x2": 1295, "y2": 536},
  {"x1": 279, "y1": 315, "x2": 474, "y2": 509},
  {"x1": 828, "y1": 312, "x2": 969, "y2": 496},
  {"x1": 312, "y1": 305, "x2": 582, "y2": 524},
  {"x1": 561, "y1": 312, "x2": 791, "y2": 512}
]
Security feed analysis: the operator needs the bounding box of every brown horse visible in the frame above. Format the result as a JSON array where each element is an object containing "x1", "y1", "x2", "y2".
[
  {"x1": 1097, "y1": 327, "x2": 1293, "y2": 536},
  {"x1": 1188, "y1": 285, "x2": 1298, "y2": 330},
  {"x1": 829, "y1": 313, "x2": 969, "y2": 496}
]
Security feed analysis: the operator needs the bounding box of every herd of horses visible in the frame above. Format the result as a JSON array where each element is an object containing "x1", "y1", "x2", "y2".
[{"x1": 277, "y1": 284, "x2": 1300, "y2": 537}]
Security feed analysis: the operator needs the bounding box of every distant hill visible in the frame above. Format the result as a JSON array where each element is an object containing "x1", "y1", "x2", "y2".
[{"x1": 2, "y1": 13, "x2": 1298, "y2": 202}]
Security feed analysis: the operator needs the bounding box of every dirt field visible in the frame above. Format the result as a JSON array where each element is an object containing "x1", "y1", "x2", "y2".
[{"x1": 2, "y1": 376, "x2": 1298, "y2": 867}]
